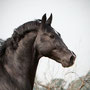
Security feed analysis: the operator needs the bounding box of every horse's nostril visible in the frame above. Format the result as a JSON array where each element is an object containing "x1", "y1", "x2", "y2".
[{"x1": 70, "y1": 55, "x2": 75, "y2": 64}]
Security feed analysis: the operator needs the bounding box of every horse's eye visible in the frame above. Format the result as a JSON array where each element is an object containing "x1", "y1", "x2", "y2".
[{"x1": 50, "y1": 34, "x2": 55, "y2": 39}]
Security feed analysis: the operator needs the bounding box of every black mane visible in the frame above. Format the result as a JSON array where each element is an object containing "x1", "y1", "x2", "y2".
[
  {"x1": 15, "y1": 19, "x2": 41, "y2": 35},
  {"x1": 0, "y1": 20, "x2": 41, "y2": 57}
]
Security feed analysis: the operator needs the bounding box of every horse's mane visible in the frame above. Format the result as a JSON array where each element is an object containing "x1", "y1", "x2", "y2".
[{"x1": 0, "y1": 19, "x2": 41, "y2": 57}]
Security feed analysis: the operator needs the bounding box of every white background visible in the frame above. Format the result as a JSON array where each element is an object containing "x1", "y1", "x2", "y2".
[{"x1": 0, "y1": 0, "x2": 90, "y2": 84}]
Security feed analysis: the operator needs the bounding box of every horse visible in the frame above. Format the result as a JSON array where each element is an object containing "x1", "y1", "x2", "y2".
[{"x1": 0, "y1": 14, "x2": 76, "y2": 90}]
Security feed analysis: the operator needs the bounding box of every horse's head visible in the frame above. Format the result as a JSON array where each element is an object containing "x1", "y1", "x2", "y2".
[{"x1": 34, "y1": 14, "x2": 76, "y2": 67}]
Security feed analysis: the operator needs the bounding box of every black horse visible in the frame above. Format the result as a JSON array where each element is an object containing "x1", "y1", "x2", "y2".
[{"x1": 0, "y1": 14, "x2": 76, "y2": 90}]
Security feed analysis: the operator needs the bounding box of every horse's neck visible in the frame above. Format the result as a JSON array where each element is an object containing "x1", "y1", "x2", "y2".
[{"x1": 4, "y1": 32, "x2": 39, "y2": 89}]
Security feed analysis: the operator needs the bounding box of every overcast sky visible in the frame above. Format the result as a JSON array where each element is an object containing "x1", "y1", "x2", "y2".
[{"x1": 0, "y1": 0, "x2": 90, "y2": 84}]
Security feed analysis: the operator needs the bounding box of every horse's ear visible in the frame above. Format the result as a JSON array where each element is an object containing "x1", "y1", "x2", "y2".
[
  {"x1": 41, "y1": 14, "x2": 47, "y2": 28},
  {"x1": 46, "y1": 13, "x2": 52, "y2": 25}
]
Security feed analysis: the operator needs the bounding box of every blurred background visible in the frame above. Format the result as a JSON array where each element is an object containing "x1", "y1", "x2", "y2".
[{"x1": 0, "y1": 0, "x2": 90, "y2": 89}]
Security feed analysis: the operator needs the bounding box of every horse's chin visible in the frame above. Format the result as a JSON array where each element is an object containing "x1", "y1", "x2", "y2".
[
  {"x1": 61, "y1": 61, "x2": 74, "y2": 68},
  {"x1": 62, "y1": 64, "x2": 72, "y2": 68}
]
